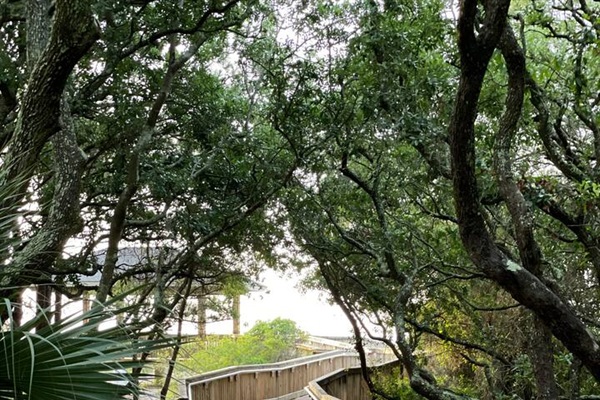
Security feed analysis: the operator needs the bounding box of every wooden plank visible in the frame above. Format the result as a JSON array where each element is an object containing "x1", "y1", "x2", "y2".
[{"x1": 186, "y1": 352, "x2": 360, "y2": 400}]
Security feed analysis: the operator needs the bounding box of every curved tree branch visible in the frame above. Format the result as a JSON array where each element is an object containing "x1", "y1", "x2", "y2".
[
  {"x1": 449, "y1": 0, "x2": 600, "y2": 380},
  {"x1": 0, "y1": 1, "x2": 98, "y2": 292}
]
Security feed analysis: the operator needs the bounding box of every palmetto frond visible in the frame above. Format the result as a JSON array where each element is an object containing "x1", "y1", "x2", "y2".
[{"x1": 0, "y1": 292, "x2": 174, "y2": 400}]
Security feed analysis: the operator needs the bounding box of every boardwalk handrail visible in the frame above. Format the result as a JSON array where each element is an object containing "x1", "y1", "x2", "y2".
[
  {"x1": 295, "y1": 336, "x2": 354, "y2": 352},
  {"x1": 182, "y1": 350, "x2": 359, "y2": 400},
  {"x1": 185, "y1": 350, "x2": 350, "y2": 384}
]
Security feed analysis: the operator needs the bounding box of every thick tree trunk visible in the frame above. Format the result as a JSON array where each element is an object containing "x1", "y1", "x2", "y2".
[
  {"x1": 7, "y1": 4, "x2": 86, "y2": 297},
  {"x1": 2, "y1": 0, "x2": 97, "y2": 195},
  {"x1": 0, "y1": 0, "x2": 98, "y2": 291},
  {"x1": 448, "y1": 0, "x2": 600, "y2": 382}
]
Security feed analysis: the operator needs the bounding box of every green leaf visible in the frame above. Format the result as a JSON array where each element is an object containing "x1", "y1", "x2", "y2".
[{"x1": 0, "y1": 292, "x2": 175, "y2": 400}]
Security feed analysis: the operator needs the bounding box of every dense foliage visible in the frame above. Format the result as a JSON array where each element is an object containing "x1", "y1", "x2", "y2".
[
  {"x1": 181, "y1": 318, "x2": 306, "y2": 374},
  {"x1": 1, "y1": 0, "x2": 600, "y2": 399}
]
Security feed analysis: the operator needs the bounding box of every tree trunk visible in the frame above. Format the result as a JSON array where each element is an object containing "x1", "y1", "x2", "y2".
[
  {"x1": 448, "y1": 0, "x2": 600, "y2": 381},
  {"x1": 96, "y1": 37, "x2": 197, "y2": 303},
  {"x1": 528, "y1": 315, "x2": 559, "y2": 400},
  {"x1": 0, "y1": 0, "x2": 98, "y2": 293}
]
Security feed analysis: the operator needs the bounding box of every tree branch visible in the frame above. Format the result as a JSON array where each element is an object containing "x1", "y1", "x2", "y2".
[{"x1": 449, "y1": 0, "x2": 600, "y2": 379}]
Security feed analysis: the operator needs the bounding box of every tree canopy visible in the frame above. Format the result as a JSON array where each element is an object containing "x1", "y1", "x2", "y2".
[{"x1": 1, "y1": 0, "x2": 600, "y2": 398}]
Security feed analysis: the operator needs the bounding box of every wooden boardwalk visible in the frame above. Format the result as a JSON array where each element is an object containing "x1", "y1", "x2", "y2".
[
  {"x1": 180, "y1": 336, "x2": 396, "y2": 400},
  {"x1": 182, "y1": 350, "x2": 359, "y2": 400},
  {"x1": 306, "y1": 359, "x2": 400, "y2": 400}
]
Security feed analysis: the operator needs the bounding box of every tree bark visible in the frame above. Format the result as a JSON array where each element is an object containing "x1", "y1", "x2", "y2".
[
  {"x1": 492, "y1": 26, "x2": 559, "y2": 400},
  {"x1": 2, "y1": 0, "x2": 97, "y2": 195},
  {"x1": 0, "y1": 0, "x2": 98, "y2": 290},
  {"x1": 96, "y1": 36, "x2": 196, "y2": 303},
  {"x1": 448, "y1": 0, "x2": 600, "y2": 382},
  {"x1": 528, "y1": 315, "x2": 559, "y2": 400}
]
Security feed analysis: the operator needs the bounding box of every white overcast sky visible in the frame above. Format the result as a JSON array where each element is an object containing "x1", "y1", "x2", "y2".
[{"x1": 206, "y1": 269, "x2": 353, "y2": 337}]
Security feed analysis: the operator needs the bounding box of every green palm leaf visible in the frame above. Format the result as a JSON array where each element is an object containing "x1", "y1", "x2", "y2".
[{"x1": 0, "y1": 292, "x2": 174, "y2": 400}]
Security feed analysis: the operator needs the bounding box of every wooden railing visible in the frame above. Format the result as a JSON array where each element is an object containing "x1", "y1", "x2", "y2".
[
  {"x1": 181, "y1": 350, "x2": 360, "y2": 400},
  {"x1": 295, "y1": 336, "x2": 354, "y2": 353},
  {"x1": 305, "y1": 359, "x2": 401, "y2": 400}
]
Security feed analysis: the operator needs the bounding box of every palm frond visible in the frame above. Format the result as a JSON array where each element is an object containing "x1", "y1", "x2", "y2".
[{"x1": 0, "y1": 290, "x2": 175, "y2": 400}]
